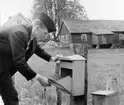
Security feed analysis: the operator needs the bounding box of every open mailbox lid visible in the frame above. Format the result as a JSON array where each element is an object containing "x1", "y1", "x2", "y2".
[
  {"x1": 48, "y1": 76, "x2": 72, "y2": 95},
  {"x1": 59, "y1": 54, "x2": 86, "y2": 61}
]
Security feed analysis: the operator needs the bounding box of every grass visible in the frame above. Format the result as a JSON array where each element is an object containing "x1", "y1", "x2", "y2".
[{"x1": 14, "y1": 48, "x2": 124, "y2": 105}]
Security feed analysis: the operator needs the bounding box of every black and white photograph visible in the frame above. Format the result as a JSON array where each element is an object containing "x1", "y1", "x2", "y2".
[{"x1": 0, "y1": 0, "x2": 124, "y2": 105}]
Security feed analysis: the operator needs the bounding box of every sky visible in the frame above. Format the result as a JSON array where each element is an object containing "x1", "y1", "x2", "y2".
[
  {"x1": 0, "y1": 0, "x2": 124, "y2": 25},
  {"x1": 79, "y1": 0, "x2": 124, "y2": 20},
  {"x1": 0, "y1": 0, "x2": 33, "y2": 25}
]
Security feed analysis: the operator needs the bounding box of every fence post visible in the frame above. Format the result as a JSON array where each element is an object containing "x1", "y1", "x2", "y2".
[
  {"x1": 106, "y1": 77, "x2": 118, "y2": 91},
  {"x1": 106, "y1": 77, "x2": 120, "y2": 104}
]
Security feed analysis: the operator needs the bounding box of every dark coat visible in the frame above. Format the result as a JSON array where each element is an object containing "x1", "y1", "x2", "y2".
[{"x1": 0, "y1": 24, "x2": 51, "y2": 80}]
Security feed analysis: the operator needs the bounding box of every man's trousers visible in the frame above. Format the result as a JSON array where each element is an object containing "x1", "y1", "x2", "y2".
[{"x1": 0, "y1": 72, "x2": 19, "y2": 105}]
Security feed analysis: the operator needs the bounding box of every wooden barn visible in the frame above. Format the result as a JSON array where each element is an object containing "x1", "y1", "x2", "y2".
[{"x1": 59, "y1": 19, "x2": 124, "y2": 48}]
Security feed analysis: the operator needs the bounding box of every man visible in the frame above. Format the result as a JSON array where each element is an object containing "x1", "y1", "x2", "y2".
[{"x1": 0, "y1": 12, "x2": 59, "y2": 105}]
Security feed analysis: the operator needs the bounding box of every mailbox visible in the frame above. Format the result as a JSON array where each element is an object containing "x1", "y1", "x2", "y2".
[{"x1": 56, "y1": 54, "x2": 86, "y2": 96}]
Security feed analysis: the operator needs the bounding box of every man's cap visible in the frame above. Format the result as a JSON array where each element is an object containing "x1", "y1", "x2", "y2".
[{"x1": 38, "y1": 12, "x2": 56, "y2": 33}]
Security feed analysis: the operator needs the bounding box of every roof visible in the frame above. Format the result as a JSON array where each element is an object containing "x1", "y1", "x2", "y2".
[
  {"x1": 62, "y1": 19, "x2": 124, "y2": 34},
  {"x1": 91, "y1": 29, "x2": 114, "y2": 35},
  {"x1": 2, "y1": 13, "x2": 31, "y2": 27},
  {"x1": 62, "y1": 19, "x2": 91, "y2": 34}
]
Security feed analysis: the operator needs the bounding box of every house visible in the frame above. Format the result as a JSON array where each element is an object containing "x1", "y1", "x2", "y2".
[
  {"x1": 59, "y1": 19, "x2": 124, "y2": 48},
  {"x1": 2, "y1": 13, "x2": 31, "y2": 27}
]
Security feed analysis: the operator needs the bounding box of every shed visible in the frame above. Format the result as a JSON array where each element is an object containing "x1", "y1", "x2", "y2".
[
  {"x1": 59, "y1": 19, "x2": 124, "y2": 48},
  {"x1": 91, "y1": 29, "x2": 114, "y2": 45},
  {"x1": 59, "y1": 19, "x2": 91, "y2": 45}
]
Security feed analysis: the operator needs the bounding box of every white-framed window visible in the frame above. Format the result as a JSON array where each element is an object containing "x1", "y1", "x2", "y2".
[
  {"x1": 61, "y1": 34, "x2": 69, "y2": 43},
  {"x1": 17, "y1": 20, "x2": 19, "y2": 24},
  {"x1": 81, "y1": 34, "x2": 87, "y2": 41},
  {"x1": 17, "y1": 19, "x2": 22, "y2": 24}
]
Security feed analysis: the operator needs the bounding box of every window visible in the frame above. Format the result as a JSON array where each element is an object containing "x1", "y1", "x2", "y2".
[
  {"x1": 17, "y1": 19, "x2": 22, "y2": 24},
  {"x1": 61, "y1": 35, "x2": 69, "y2": 43},
  {"x1": 17, "y1": 20, "x2": 19, "y2": 24},
  {"x1": 81, "y1": 34, "x2": 87, "y2": 41},
  {"x1": 19, "y1": 20, "x2": 22, "y2": 24}
]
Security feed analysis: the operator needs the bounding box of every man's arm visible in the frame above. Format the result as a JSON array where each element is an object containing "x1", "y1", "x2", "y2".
[
  {"x1": 35, "y1": 44, "x2": 63, "y2": 62},
  {"x1": 35, "y1": 44, "x2": 52, "y2": 61},
  {"x1": 9, "y1": 31, "x2": 37, "y2": 80}
]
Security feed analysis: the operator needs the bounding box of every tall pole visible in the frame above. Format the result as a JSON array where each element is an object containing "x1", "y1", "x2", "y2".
[
  {"x1": 55, "y1": 62, "x2": 62, "y2": 105},
  {"x1": 0, "y1": 12, "x2": 1, "y2": 27},
  {"x1": 71, "y1": 34, "x2": 88, "y2": 105}
]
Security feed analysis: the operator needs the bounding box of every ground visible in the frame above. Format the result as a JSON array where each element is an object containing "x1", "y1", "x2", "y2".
[{"x1": 1, "y1": 48, "x2": 124, "y2": 105}]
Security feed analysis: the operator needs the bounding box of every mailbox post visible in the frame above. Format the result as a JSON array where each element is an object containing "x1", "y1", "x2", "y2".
[
  {"x1": 55, "y1": 34, "x2": 88, "y2": 105},
  {"x1": 91, "y1": 90, "x2": 119, "y2": 105}
]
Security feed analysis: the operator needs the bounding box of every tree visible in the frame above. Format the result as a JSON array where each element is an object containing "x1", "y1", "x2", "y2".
[
  {"x1": 66, "y1": 0, "x2": 88, "y2": 20},
  {"x1": 31, "y1": 0, "x2": 53, "y2": 19},
  {"x1": 31, "y1": 0, "x2": 88, "y2": 41}
]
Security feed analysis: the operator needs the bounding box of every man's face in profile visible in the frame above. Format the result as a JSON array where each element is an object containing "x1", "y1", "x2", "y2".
[{"x1": 33, "y1": 21, "x2": 49, "y2": 42}]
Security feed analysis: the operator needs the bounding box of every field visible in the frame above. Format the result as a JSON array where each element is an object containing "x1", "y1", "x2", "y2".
[{"x1": 13, "y1": 48, "x2": 124, "y2": 105}]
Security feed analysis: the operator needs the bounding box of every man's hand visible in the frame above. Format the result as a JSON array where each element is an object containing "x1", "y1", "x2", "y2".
[
  {"x1": 32, "y1": 74, "x2": 50, "y2": 86},
  {"x1": 50, "y1": 54, "x2": 63, "y2": 62}
]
